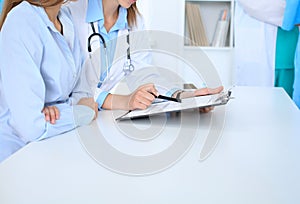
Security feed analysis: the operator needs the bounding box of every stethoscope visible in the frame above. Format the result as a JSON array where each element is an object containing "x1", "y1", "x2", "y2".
[{"x1": 87, "y1": 22, "x2": 135, "y2": 87}]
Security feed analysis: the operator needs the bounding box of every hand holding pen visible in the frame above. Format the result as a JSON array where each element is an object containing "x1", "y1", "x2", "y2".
[
  {"x1": 126, "y1": 83, "x2": 159, "y2": 110},
  {"x1": 105, "y1": 84, "x2": 223, "y2": 113},
  {"x1": 102, "y1": 83, "x2": 179, "y2": 111},
  {"x1": 125, "y1": 83, "x2": 182, "y2": 110}
]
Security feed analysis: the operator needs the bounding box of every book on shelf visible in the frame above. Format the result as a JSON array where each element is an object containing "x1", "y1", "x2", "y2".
[
  {"x1": 211, "y1": 9, "x2": 230, "y2": 47},
  {"x1": 185, "y1": 2, "x2": 209, "y2": 46}
]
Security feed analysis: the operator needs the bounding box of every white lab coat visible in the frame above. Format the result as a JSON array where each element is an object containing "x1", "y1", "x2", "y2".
[
  {"x1": 235, "y1": 0, "x2": 285, "y2": 86},
  {"x1": 66, "y1": 0, "x2": 169, "y2": 105}
]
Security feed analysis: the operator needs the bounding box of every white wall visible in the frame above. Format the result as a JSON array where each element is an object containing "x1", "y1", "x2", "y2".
[
  {"x1": 137, "y1": 0, "x2": 185, "y2": 35},
  {"x1": 137, "y1": 0, "x2": 187, "y2": 87}
]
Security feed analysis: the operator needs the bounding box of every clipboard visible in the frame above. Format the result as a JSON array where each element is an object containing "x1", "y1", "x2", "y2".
[{"x1": 116, "y1": 90, "x2": 232, "y2": 121}]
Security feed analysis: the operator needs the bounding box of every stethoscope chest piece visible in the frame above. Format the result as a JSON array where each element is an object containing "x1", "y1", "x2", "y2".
[{"x1": 123, "y1": 59, "x2": 135, "y2": 75}]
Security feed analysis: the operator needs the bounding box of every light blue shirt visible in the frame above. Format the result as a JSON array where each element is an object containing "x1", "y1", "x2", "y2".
[
  {"x1": 0, "y1": 2, "x2": 90, "y2": 162},
  {"x1": 282, "y1": 0, "x2": 300, "y2": 108},
  {"x1": 86, "y1": 0, "x2": 128, "y2": 109}
]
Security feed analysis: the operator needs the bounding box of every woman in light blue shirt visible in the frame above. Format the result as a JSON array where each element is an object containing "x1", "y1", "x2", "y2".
[{"x1": 0, "y1": 0, "x2": 98, "y2": 162}]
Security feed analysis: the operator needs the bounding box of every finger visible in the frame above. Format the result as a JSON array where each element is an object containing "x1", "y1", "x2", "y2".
[
  {"x1": 43, "y1": 108, "x2": 50, "y2": 122},
  {"x1": 141, "y1": 90, "x2": 156, "y2": 101},
  {"x1": 208, "y1": 86, "x2": 224, "y2": 94},
  {"x1": 194, "y1": 86, "x2": 224, "y2": 96},
  {"x1": 49, "y1": 107, "x2": 56, "y2": 124},
  {"x1": 135, "y1": 102, "x2": 148, "y2": 110},
  {"x1": 141, "y1": 83, "x2": 158, "y2": 96},
  {"x1": 199, "y1": 108, "x2": 206, "y2": 113},
  {"x1": 54, "y1": 106, "x2": 60, "y2": 120},
  {"x1": 136, "y1": 93, "x2": 153, "y2": 107},
  {"x1": 140, "y1": 83, "x2": 154, "y2": 89},
  {"x1": 199, "y1": 107, "x2": 214, "y2": 113},
  {"x1": 129, "y1": 91, "x2": 152, "y2": 108},
  {"x1": 94, "y1": 102, "x2": 98, "y2": 119},
  {"x1": 204, "y1": 107, "x2": 212, "y2": 113},
  {"x1": 147, "y1": 86, "x2": 159, "y2": 96},
  {"x1": 130, "y1": 96, "x2": 149, "y2": 110},
  {"x1": 194, "y1": 87, "x2": 209, "y2": 96}
]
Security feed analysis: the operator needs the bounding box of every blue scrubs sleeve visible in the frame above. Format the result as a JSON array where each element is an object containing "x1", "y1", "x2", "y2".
[
  {"x1": 281, "y1": 0, "x2": 300, "y2": 108},
  {"x1": 0, "y1": 0, "x2": 3, "y2": 14},
  {"x1": 282, "y1": 0, "x2": 300, "y2": 30}
]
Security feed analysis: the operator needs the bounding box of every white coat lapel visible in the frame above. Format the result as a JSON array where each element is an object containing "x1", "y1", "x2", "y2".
[{"x1": 112, "y1": 29, "x2": 129, "y2": 75}]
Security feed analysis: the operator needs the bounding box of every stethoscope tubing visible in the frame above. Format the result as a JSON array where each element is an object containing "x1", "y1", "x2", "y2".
[{"x1": 87, "y1": 22, "x2": 135, "y2": 87}]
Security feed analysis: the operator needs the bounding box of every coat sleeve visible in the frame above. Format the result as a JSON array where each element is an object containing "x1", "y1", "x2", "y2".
[{"x1": 237, "y1": 0, "x2": 285, "y2": 26}]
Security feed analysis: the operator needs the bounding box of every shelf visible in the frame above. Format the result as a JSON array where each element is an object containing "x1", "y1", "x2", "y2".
[
  {"x1": 187, "y1": 0, "x2": 231, "y2": 2},
  {"x1": 184, "y1": 0, "x2": 234, "y2": 48},
  {"x1": 184, "y1": 46, "x2": 233, "y2": 51}
]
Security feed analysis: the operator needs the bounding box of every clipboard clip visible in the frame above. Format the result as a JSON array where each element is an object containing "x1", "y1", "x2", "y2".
[{"x1": 214, "y1": 90, "x2": 234, "y2": 104}]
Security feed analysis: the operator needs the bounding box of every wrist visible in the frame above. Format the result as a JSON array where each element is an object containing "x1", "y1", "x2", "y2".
[
  {"x1": 176, "y1": 90, "x2": 195, "y2": 99},
  {"x1": 175, "y1": 90, "x2": 184, "y2": 100},
  {"x1": 171, "y1": 90, "x2": 183, "y2": 99},
  {"x1": 105, "y1": 94, "x2": 131, "y2": 110}
]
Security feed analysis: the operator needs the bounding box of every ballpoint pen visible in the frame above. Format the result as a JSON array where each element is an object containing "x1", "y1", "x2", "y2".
[{"x1": 150, "y1": 93, "x2": 181, "y2": 103}]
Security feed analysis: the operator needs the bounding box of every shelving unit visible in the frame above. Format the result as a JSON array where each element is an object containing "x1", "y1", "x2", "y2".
[
  {"x1": 183, "y1": 0, "x2": 235, "y2": 86},
  {"x1": 184, "y1": 0, "x2": 234, "y2": 48}
]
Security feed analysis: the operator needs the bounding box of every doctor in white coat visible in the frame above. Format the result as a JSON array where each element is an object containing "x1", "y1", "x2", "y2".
[
  {"x1": 66, "y1": 0, "x2": 223, "y2": 111},
  {"x1": 235, "y1": 0, "x2": 285, "y2": 86},
  {"x1": 66, "y1": 0, "x2": 161, "y2": 111}
]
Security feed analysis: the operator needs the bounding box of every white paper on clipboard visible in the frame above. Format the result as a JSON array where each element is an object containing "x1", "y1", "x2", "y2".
[{"x1": 115, "y1": 91, "x2": 232, "y2": 121}]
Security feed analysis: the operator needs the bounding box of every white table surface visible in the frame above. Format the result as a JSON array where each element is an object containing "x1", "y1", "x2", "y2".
[{"x1": 0, "y1": 86, "x2": 300, "y2": 204}]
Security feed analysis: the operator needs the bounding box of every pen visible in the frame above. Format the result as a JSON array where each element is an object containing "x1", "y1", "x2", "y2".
[
  {"x1": 150, "y1": 93, "x2": 181, "y2": 103},
  {"x1": 157, "y1": 95, "x2": 181, "y2": 103}
]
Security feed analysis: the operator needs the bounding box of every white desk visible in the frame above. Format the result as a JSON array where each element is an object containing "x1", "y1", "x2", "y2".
[{"x1": 0, "y1": 86, "x2": 300, "y2": 204}]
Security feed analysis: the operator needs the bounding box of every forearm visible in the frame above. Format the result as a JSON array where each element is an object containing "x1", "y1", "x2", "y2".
[
  {"x1": 102, "y1": 83, "x2": 158, "y2": 111},
  {"x1": 25, "y1": 104, "x2": 94, "y2": 143},
  {"x1": 102, "y1": 94, "x2": 130, "y2": 110},
  {"x1": 173, "y1": 87, "x2": 224, "y2": 99}
]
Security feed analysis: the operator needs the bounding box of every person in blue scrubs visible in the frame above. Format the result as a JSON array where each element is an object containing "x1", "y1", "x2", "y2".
[
  {"x1": 275, "y1": 27, "x2": 299, "y2": 98},
  {"x1": 0, "y1": 0, "x2": 3, "y2": 14},
  {"x1": 0, "y1": 0, "x2": 98, "y2": 162},
  {"x1": 281, "y1": 0, "x2": 300, "y2": 109}
]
